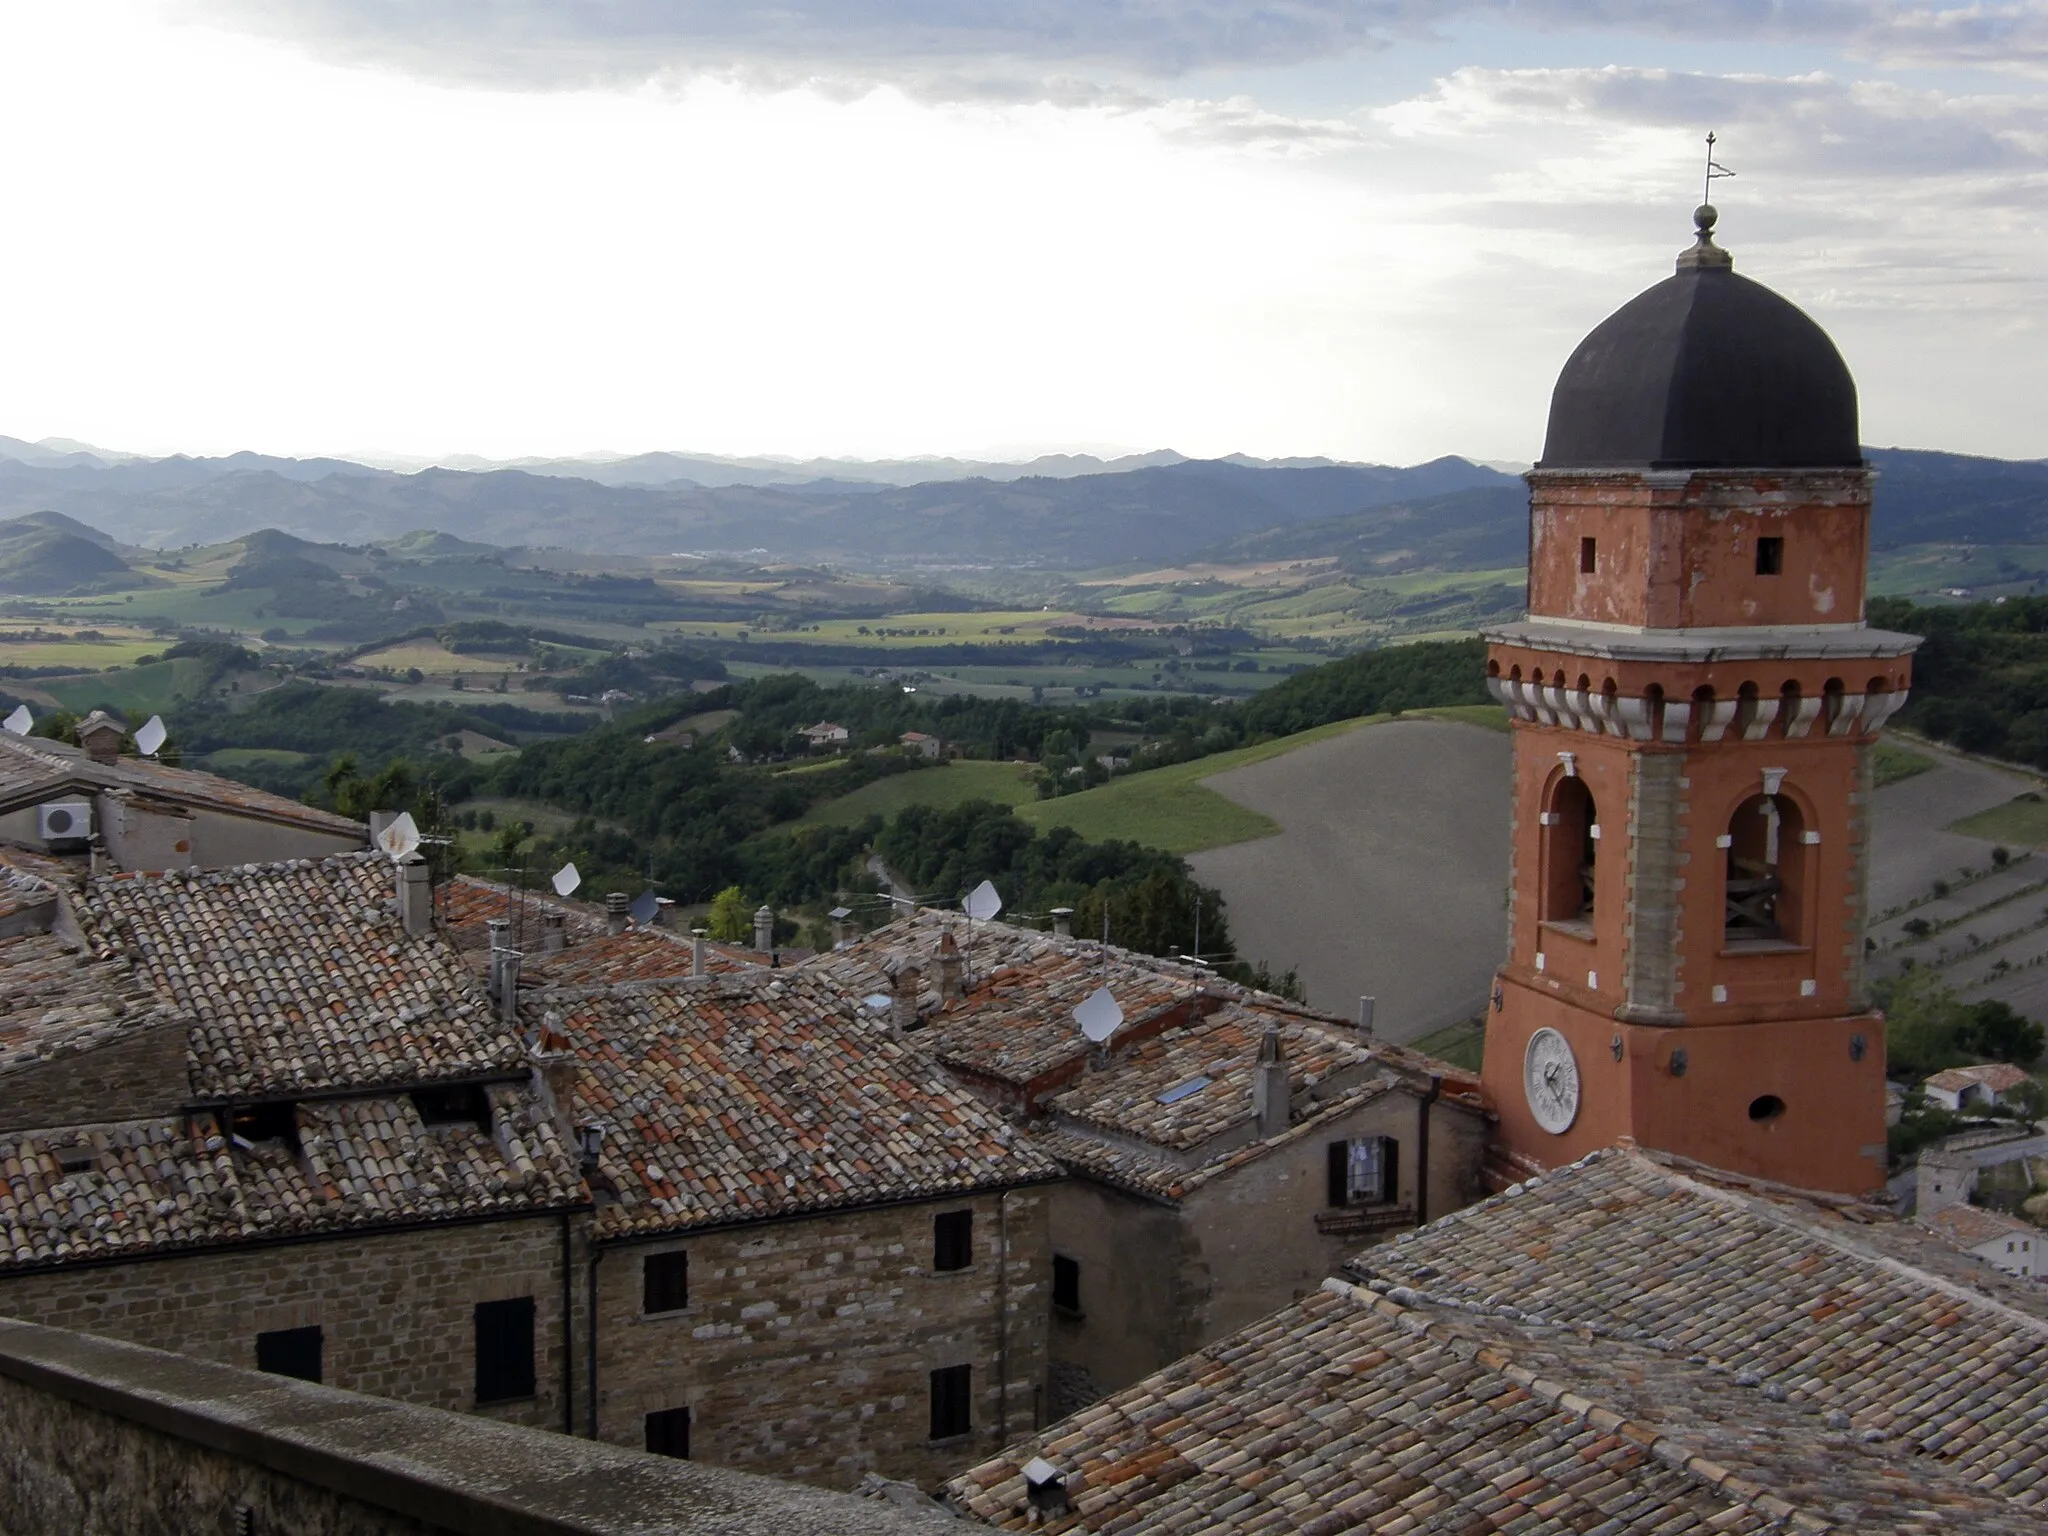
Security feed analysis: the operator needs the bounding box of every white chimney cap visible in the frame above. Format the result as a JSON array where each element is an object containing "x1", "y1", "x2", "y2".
[{"x1": 1023, "y1": 1457, "x2": 1062, "y2": 1487}]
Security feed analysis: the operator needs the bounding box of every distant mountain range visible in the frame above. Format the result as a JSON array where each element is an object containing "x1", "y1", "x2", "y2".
[{"x1": 0, "y1": 434, "x2": 2042, "y2": 577}]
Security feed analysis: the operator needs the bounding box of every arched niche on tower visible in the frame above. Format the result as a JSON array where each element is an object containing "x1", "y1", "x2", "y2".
[
  {"x1": 1540, "y1": 771, "x2": 1598, "y2": 937},
  {"x1": 1721, "y1": 779, "x2": 1814, "y2": 951}
]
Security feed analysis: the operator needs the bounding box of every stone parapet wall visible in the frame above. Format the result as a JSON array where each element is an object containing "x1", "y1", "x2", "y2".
[{"x1": 0, "y1": 1316, "x2": 947, "y2": 1535}]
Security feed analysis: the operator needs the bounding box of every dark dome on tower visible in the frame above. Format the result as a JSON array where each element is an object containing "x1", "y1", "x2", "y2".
[{"x1": 1538, "y1": 207, "x2": 1860, "y2": 471}]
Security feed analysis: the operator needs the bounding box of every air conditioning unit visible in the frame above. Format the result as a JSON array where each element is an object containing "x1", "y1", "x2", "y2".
[{"x1": 37, "y1": 801, "x2": 92, "y2": 842}]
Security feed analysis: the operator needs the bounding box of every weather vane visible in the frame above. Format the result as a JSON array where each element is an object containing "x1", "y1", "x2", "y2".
[{"x1": 1703, "y1": 131, "x2": 1735, "y2": 206}]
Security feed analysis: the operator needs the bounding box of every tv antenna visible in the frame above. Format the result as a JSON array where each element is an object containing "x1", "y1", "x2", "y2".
[
  {"x1": 551, "y1": 861, "x2": 582, "y2": 898},
  {"x1": 134, "y1": 715, "x2": 168, "y2": 758},
  {"x1": 1703, "y1": 130, "x2": 1735, "y2": 206},
  {"x1": 375, "y1": 810, "x2": 421, "y2": 861},
  {"x1": 1, "y1": 704, "x2": 30, "y2": 736}
]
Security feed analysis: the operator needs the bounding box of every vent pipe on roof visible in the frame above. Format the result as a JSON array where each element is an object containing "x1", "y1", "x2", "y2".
[
  {"x1": 1252, "y1": 1027, "x2": 1290, "y2": 1139},
  {"x1": 1357, "y1": 996, "x2": 1376, "y2": 1037},
  {"x1": 753, "y1": 905, "x2": 775, "y2": 953},
  {"x1": 690, "y1": 927, "x2": 708, "y2": 978},
  {"x1": 498, "y1": 949, "x2": 522, "y2": 1026},
  {"x1": 604, "y1": 892, "x2": 629, "y2": 937},
  {"x1": 541, "y1": 911, "x2": 567, "y2": 953},
  {"x1": 397, "y1": 854, "x2": 432, "y2": 938},
  {"x1": 485, "y1": 918, "x2": 512, "y2": 1000}
]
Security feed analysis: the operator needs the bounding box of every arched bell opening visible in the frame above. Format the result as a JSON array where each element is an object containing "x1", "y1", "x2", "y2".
[
  {"x1": 1724, "y1": 791, "x2": 1808, "y2": 947},
  {"x1": 1542, "y1": 775, "x2": 1598, "y2": 936}
]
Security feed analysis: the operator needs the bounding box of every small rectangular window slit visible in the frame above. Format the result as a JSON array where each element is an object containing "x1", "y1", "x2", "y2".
[
  {"x1": 1579, "y1": 536, "x2": 1597, "y2": 574},
  {"x1": 1756, "y1": 536, "x2": 1784, "y2": 576}
]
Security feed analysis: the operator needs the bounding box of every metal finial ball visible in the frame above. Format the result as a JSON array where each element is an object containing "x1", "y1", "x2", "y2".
[{"x1": 1694, "y1": 203, "x2": 1718, "y2": 234}]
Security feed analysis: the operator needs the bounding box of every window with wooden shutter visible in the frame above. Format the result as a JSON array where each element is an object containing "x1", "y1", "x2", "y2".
[
  {"x1": 474, "y1": 1296, "x2": 536, "y2": 1403},
  {"x1": 930, "y1": 1363, "x2": 972, "y2": 1440},
  {"x1": 643, "y1": 1251, "x2": 689, "y2": 1314},
  {"x1": 645, "y1": 1405, "x2": 691, "y2": 1459},
  {"x1": 255, "y1": 1325, "x2": 322, "y2": 1383}
]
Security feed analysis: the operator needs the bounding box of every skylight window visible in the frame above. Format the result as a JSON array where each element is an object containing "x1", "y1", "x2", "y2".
[{"x1": 1155, "y1": 1075, "x2": 1213, "y2": 1105}]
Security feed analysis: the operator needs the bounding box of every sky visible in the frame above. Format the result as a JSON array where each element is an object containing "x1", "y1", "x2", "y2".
[{"x1": 1, "y1": 3, "x2": 2045, "y2": 466}]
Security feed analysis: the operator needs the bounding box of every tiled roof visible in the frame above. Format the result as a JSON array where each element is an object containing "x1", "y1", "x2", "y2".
[
  {"x1": 951, "y1": 1148, "x2": 2048, "y2": 1533},
  {"x1": 804, "y1": 912, "x2": 1223, "y2": 1091},
  {"x1": 76, "y1": 855, "x2": 523, "y2": 1100},
  {"x1": 0, "y1": 732, "x2": 363, "y2": 838},
  {"x1": 0, "y1": 929, "x2": 165, "y2": 1078},
  {"x1": 1926, "y1": 1063, "x2": 2034, "y2": 1095},
  {"x1": 1930, "y1": 1202, "x2": 2041, "y2": 1248},
  {"x1": 0, "y1": 1084, "x2": 581, "y2": 1270},
  {"x1": 439, "y1": 875, "x2": 609, "y2": 954},
  {"x1": 531, "y1": 973, "x2": 1062, "y2": 1240}
]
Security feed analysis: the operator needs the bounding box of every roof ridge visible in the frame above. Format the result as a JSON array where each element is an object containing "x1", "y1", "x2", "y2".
[{"x1": 1316, "y1": 1275, "x2": 1836, "y2": 1534}]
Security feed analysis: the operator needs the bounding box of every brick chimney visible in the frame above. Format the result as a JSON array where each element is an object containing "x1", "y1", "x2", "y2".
[
  {"x1": 654, "y1": 897, "x2": 675, "y2": 929},
  {"x1": 753, "y1": 905, "x2": 775, "y2": 953},
  {"x1": 1252, "y1": 1027, "x2": 1290, "y2": 1139},
  {"x1": 890, "y1": 964, "x2": 922, "y2": 1034},
  {"x1": 604, "y1": 892, "x2": 629, "y2": 937},
  {"x1": 529, "y1": 1010, "x2": 578, "y2": 1143},
  {"x1": 935, "y1": 931, "x2": 964, "y2": 1002},
  {"x1": 397, "y1": 854, "x2": 432, "y2": 938},
  {"x1": 76, "y1": 710, "x2": 127, "y2": 764},
  {"x1": 1051, "y1": 907, "x2": 1074, "y2": 938},
  {"x1": 541, "y1": 911, "x2": 567, "y2": 953},
  {"x1": 690, "y1": 927, "x2": 708, "y2": 977}
]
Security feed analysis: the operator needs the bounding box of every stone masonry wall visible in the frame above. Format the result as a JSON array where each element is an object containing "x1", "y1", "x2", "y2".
[
  {"x1": 0, "y1": 1216, "x2": 572, "y2": 1432},
  {"x1": 593, "y1": 1188, "x2": 1049, "y2": 1490},
  {"x1": 0, "y1": 1016, "x2": 189, "y2": 1133}
]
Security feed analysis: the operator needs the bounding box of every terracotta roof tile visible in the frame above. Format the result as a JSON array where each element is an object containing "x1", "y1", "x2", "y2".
[
  {"x1": 76, "y1": 854, "x2": 522, "y2": 1100},
  {"x1": 533, "y1": 973, "x2": 1062, "y2": 1239},
  {"x1": 951, "y1": 1149, "x2": 2048, "y2": 1532},
  {"x1": 1926, "y1": 1063, "x2": 2034, "y2": 1095},
  {"x1": 1929, "y1": 1203, "x2": 2041, "y2": 1248},
  {"x1": 0, "y1": 1084, "x2": 580, "y2": 1269}
]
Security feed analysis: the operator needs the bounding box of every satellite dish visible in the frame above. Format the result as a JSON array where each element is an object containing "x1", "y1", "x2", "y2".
[
  {"x1": 551, "y1": 861, "x2": 582, "y2": 897},
  {"x1": 963, "y1": 880, "x2": 1003, "y2": 922},
  {"x1": 375, "y1": 810, "x2": 421, "y2": 861},
  {"x1": 1, "y1": 705, "x2": 30, "y2": 736},
  {"x1": 135, "y1": 715, "x2": 168, "y2": 757},
  {"x1": 629, "y1": 889, "x2": 659, "y2": 924},
  {"x1": 1074, "y1": 985, "x2": 1124, "y2": 1044}
]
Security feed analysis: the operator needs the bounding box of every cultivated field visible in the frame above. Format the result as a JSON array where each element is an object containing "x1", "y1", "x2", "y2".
[
  {"x1": 798, "y1": 761, "x2": 1039, "y2": 827},
  {"x1": 1187, "y1": 717, "x2": 1512, "y2": 1039}
]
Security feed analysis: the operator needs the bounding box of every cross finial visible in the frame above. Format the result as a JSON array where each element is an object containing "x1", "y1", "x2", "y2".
[{"x1": 1680, "y1": 132, "x2": 1737, "y2": 272}]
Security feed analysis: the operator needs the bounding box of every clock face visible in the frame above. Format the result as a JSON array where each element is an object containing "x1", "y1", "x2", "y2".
[{"x1": 1523, "y1": 1027, "x2": 1581, "y2": 1134}]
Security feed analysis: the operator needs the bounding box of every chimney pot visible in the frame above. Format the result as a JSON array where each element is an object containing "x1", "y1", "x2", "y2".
[
  {"x1": 891, "y1": 964, "x2": 922, "y2": 1034},
  {"x1": 753, "y1": 904, "x2": 775, "y2": 953},
  {"x1": 498, "y1": 949, "x2": 522, "y2": 1026},
  {"x1": 397, "y1": 854, "x2": 432, "y2": 937},
  {"x1": 485, "y1": 918, "x2": 512, "y2": 999},
  {"x1": 530, "y1": 1010, "x2": 578, "y2": 1143},
  {"x1": 541, "y1": 911, "x2": 567, "y2": 952},
  {"x1": 77, "y1": 710, "x2": 127, "y2": 765},
  {"x1": 654, "y1": 897, "x2": 675, "y2": 929},
  {"x1": 1051, "y1": 907, "x2": 1074, "y2": 938},
  {"x1": 935, "y1": 930, "x2": 965, "y2": 1002},
  {"x1": 690, "y1": 927, "x2": 708, "y2": 978},
  {"x1": 604, "y1": 891, "x2": 629, "y2": 937},
  {"x1": 1358, "y1": 995, "x2": 1376, "y2": 1036}
]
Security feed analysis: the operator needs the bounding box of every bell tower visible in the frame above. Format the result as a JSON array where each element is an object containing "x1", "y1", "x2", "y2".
[{"x1": 1478, "y1": 206, "x2": 1919, "y2": 1195}]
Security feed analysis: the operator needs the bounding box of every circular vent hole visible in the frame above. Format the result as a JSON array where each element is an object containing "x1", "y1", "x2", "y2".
[{"x1": 1748, "y1": 1094, "x2": 1786, "y2": 1123}]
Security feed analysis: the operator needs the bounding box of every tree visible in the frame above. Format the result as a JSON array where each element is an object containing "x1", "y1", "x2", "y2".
[
  {"x1": 1959, "y1": 1000, "x2": 2046, "y2": 1066},
  {"x1": 1877, "y1": 971, "x2": 1972, "y2": 1081},
  {"x1": 707, "y1": 886, "x2": 754, "y2": 943}
]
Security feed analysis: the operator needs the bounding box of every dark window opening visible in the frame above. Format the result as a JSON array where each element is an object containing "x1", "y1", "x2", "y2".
[
  {"x1": 1327, "y1": 1136, "x2": 1398, "y2": 1208},
  {"x1": 256, "y1": 1325, "x2": 323, "y2": 1383},
  {"x1": 930, "y1": 1363, "x2": 972, "y2": 1440},
  {"x1": 474, "y1": 1296, "x2": 536, "y2": 1403},
  {"x1": 231, "y1": 1102, "x2": 301, "y2": 1155},
  {"x1": 1756, "y1": 536, "x2": 1784, "y2": 576},
  {"x1": 1541, "y1": 776, "x2": 1597, "y2": 927},
  {"x1": 1579, "y1": 536, "x2": 1597, "y2": 574},
  {"x1": 645, "y1": 1405, "x2": 691, "y2": 1459},
  {"x1": 411, "y1": 1083, "x2": 493, "y2": 1132},
  {"x1": 643, "y1": 1251, "x2": 689, "y2": 1314},
  {"x1": 1052, "y1": 1254, "x2": 1081, "y2": 1314},
  {"x1": 933, "y1": 1209, "x2": 974, "y2": 1272},
  {"x1": 1749, "y1": 1095, "x2": 1786, "y2": 1123},
  {"x1": 53, "y1": 1145, "x2": 94, "y2": 1175}
]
